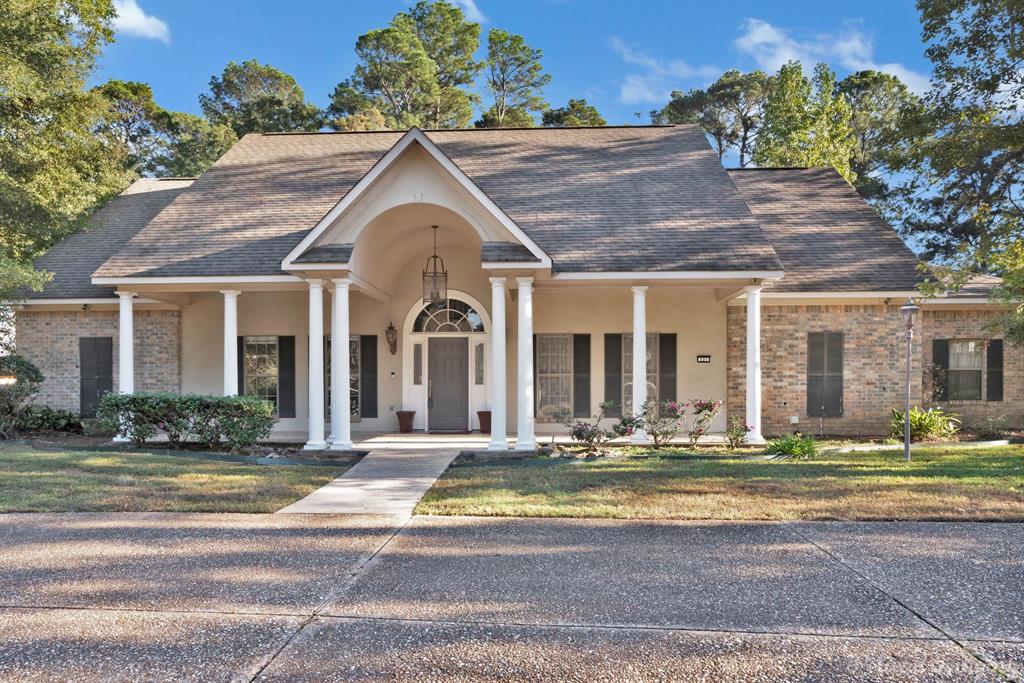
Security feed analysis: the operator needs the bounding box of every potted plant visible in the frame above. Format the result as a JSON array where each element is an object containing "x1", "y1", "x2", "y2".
[
  {"x1": 477, "y1": 410, "x2": 491, "y2": 434},
  {"x1": 396, "y1": 410, "x2": 416, "y2": 433}
]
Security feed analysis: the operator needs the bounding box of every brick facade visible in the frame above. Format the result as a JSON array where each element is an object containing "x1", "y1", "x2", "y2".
[
  {"x1": 728, "y1": 304, "x2": 1021, "y2": 436},
  {"x1": 14, "y1": 309, "x2": 180, "y2": 413}
]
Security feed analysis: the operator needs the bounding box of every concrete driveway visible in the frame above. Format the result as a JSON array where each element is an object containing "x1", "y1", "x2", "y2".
[{"x1": 0, "y1": 514, "x2": 1020, "y2": 682}]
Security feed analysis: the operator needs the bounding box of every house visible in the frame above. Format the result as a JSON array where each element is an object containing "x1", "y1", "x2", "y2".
[{"x1": 12, "y1": 125, "x2": 1017, "y2": 448}]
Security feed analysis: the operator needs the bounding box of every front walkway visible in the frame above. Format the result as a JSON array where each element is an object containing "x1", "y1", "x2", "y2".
[
  {"x1": 0, "y1": 514, "x2": 1018, "y2": 681},
  {"x1": 276, "y1": 448, "x2": 460, "y2": 515}
]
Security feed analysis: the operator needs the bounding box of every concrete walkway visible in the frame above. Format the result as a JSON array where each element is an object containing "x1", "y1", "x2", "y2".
[{"x1": 276, "y1": 448, "x2": 459, "y2": 515}]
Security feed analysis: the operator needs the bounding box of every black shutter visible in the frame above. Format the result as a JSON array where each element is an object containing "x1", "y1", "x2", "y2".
[
  {"x1": 658, "y1": 333, "x2": 677, "y2": 404},
  {"x1": 573, "y1": 334, "x2": 590, "y2": 417},
  {"x1": 604, "y1": 334, "x2": 622, "y2": 417},
  {"x1": 360, "y1": 335, "x2": 378, "y2": 418},
  {"x1": 79, "y1": 337, "x2": 112, "y2": 418},
  {"x1": 987, "y1": 339, "x2": 1004, "y2": 402},
  {"x1": 277, "y1": 336, "x2": 296, "y2": 418},
  {"x1": 807, "y1": 332, "x2": 843, "y2": 417},
  {"x1": 932, "y1": 339, "x2": 949, "y2": 401},
  {"x1": 237, "y1": 337, "x2": 245, "y2": 396}
]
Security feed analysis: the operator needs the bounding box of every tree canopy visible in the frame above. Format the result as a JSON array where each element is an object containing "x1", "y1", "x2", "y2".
[
  {"x1": 478, "y1": 28, "x2": 550, "y2": 128},
  {"x1": 542, "y1": 99, "x2": 606, "y2": 127},
  {"x1": 200, "y1": 59, "x2": 322, "y2": 136}
]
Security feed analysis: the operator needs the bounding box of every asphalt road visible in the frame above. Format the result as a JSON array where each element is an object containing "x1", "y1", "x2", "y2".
[{"x1": 0, "y1": 513, "x2": 1020, "y2": 681}]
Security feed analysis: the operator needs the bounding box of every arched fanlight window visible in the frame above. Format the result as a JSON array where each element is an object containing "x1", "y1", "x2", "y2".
[{"x1": 413, "y1": 299, "x2": 485, "y2": 333}]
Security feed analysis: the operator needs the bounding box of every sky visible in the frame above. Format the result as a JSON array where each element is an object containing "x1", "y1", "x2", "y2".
[{"x1": 100, "y1": 0, "x2": 932, "y2": 126}]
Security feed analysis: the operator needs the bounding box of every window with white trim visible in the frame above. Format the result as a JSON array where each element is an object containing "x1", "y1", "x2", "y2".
[
  {"x1": 622, "y1": 333, "x2": 658, "y2": 413},
  {"x1": 948, "y1": 340, "x2": 982, "y2": 401},
  {"x1": 536, "y1": 334, "x2": 573, "y2": 422},
  {"x1": 244, "y1": 336, "x2": 279, "y2": 413},
  {"x1": 325, "y1": 336, "x2": 362, "y2": 419}
]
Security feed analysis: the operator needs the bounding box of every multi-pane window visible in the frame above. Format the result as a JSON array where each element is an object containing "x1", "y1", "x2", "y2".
[
  {"x1": 474, "y1": 342, "x2": 485, "y2": 385},
  {"x1": 325, "y1": 336, "x2": 361, "y2": 418},
  {"x1": 536, "y1": 334, "x2": 573, "y2": 422},
  {"x1": 949, "y1": 340, "x2": 983, "y2": 401},
  {"x1": 244, "y1": 336, "x2": 279, "y2": 413},
  {"x1": 622, "y1": 333, "x2": 658, "y2": 414},
  {"x1": 413, "y1": 299, "x2": 485, "y2": 332},
  {"x1": 413, "y1": 343, "x2": 423, "y2": 385}
]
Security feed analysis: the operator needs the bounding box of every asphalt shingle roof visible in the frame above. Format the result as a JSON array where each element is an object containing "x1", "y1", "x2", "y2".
[
  {"x1": 728, "y1": 168, "x2": 924, "y2": 292},
  {"x1": 94, "y1": 126, "x2": 783, "y2": 278},
  {"x1": 25, "y1": 178, "x2": 194, "y2": 299}
]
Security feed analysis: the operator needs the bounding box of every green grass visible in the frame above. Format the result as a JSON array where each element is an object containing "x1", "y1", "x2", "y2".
[
  {"x1": 417, "y1": 446, "x2": 1024, "y2": 521},
  {"x1": 0, "y1": 445, "x2": 350, "y2": 513}
]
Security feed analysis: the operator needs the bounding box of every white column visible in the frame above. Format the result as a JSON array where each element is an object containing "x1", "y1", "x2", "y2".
[
  {"x1": 221, "y1": 290, "x2": 240, "y2": 396},
  {"x1": 745, "y1": 285, "x2": 766, "y2": 444},
  {"x1": 630, "y1": 286, "x2": 649, "y2": 443},
  {"x1": 117, "y1": 292, "x2": 135, "y2": 394},
  {"x1": 516, "y1": 277, "x2": 536, "y2": 451},
  {"x1": 488, "y1": 277, "x2": 509, "y2": 450},
  {"x1": 329, "y1": 278, "x2": 352, "y2": 450},
  {"x1": 305, "y1": 279, "x2": 327, "y2": 450}
]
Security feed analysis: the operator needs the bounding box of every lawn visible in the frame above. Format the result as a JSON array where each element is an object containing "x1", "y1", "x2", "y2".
[
  {"x1": 417, "y1": 446, "x2": 1024, "y2": 521},
  {"x1": 0, "y1": 444, "x2": 350, "y2": 513}
]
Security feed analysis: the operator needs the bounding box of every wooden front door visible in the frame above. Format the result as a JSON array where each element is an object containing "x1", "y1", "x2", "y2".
[{"x1": 427, "y1": 337, "x2": 469, "y2": 431}]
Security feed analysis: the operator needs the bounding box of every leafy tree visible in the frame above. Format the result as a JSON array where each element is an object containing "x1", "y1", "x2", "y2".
[
  {"x1": 542, "y1": 99, "x2": 606, "y2": 127},
  {"x1": 754, "y1": 61, "x2": 855, "y2": 182},
  {"x1": 0, "y1": 0, "x2": 131, "y2": 299},
  {"x1": 93, "y1": 79, "x2": 164, "y2": 173},
  {"x1": 838, "y1": 70, "x2": 920, "y2": 201},
  {"x1": 200, "y1": 59, "x2": 322, "y2": 136},
  {"x1": 325, "y1": 79, "x2": 390, "y2": 131},
  {"x1": 900, "y1": 0, "x2": 1023, "y2": 342},
  {"x1": 480, "y1": 28, "x2": 549, "y2": 128},
  {"x1": 150, "y1": 112, "x2": 237, "y2": 177},
  {"x1": 711, "y1": 70, "x2": 772, "y2": 167},
  {"x1": 653, "y1": 88, "x2": 732, "y2": 159}
]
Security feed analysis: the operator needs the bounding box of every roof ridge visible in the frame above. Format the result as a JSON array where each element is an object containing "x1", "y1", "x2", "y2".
[{"x1": 260, "y1": 124, "x2": 682, "y2": 136}]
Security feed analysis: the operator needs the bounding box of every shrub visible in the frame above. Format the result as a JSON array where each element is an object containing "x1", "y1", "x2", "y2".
[
  {"x1": 683, "y1": 399, "x2": 724, "y2": 448},
  {"x1": 972, "y1": 415, "x2": 1008, "y2": 441},
  {"x1": 764, "y1": 433, "x2": 817, "y2": 459},
  {"x1": 16, "y1": 405, "x2": 83, "y2": 434},
  {"x1": 634, "y1": 400, "x2": 685, "y2": 446},
  {"x1": 725, "y1": 415, "x2": 752, "y2": 449},
  {"x1": 563, "y1": 402, "x2": 617, "y2": 454},
  {"x1": 889, "y1": 407, "x2": 960, "y2": 442},
  {"x1": 96, "y1": 392, "x2": 275, "y2": 451},
  {"x1": 0, "y1": 355, "x2": 44, "y2": 439}
]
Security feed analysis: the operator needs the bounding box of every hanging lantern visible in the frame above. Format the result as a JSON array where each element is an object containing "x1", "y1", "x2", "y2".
[{"x1": 422, "y1": 225, "x2": 448, "y2": 305}]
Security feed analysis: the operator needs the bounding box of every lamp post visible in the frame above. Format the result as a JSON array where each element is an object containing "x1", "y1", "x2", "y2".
[{"x1": 899, "y1": 298, "x2": 920, "y2": 462}]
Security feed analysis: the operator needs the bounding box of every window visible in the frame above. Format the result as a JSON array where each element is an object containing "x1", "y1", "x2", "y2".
[
  {"x1": 349, "y1": 336, "x2": 361, "y2": 416},
  {"x1": 474, "y1": 342, "x2": 485, "y2": 385},
  {"x1": 807, "y1": 332, "x2": 843, "y2": 417},
  {"x1": 623, "y1": 333, "x2": 658, "y2": 414},
  {"x1": 244, "y1": 336, "x2": 279, "y2": 412},
  {"x1": 949, "y1": 340, "x2": 983, "y2": 401},
  {"x1": 413, "y1": 343, "x2": 423, "y2": 385},
  {"x1": 536, "y1": 334, "x2": 573, "y2": 421},
  {"x1": 413, "y1": 299, "x2": 485, "y2": 332}
]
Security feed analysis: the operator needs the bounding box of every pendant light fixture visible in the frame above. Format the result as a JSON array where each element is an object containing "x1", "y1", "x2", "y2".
[{"x1": 422, "y1": 225, "x2": 448, "y2": 305}]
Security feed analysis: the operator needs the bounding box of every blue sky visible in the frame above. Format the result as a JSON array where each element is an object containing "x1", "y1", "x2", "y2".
[{"x1": 102, "y1": 0, "x2": 931, "y2": 126}]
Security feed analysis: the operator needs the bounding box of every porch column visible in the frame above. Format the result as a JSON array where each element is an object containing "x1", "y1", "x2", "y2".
[
  {"x1": 745, "y1": 285, "x2": 765, "y2": 444},
  {"x1": 305, "y1": 279, "x2": 327, "y2": 450},
  {"x1": 329, "y1": 278, "x2": 352, "y2": 450},
  {"x1": 221, "y1": 290, "x2": 240, "y2": 396},
  {"x1": 630, "y1": 286, "x2": 649, "y2": 443},
  {"x1": 516, "y1": 277, "x2": 536, "y2": 450},
  {"x1": 117, "y1": 291, "x2": 135, "y2": 394},
  {"x1": 488, "y1": 277, "x2": 509, "y2": 450}
]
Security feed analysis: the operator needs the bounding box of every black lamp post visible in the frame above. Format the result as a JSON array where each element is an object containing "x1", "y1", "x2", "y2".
[{"x1": 899, "y1": 298, "x2": 920, "y2": 462}]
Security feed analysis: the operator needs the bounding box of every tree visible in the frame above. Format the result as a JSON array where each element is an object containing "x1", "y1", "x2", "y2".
[
  {"x1": 652, "y1": 88, "x2": 735, "y2": 160},
  {"x1": 754, "y1": 61, "x2": 855, "y2": 182},
  {"x1": 711, "y1": 70, "x2": 772, "y2": 167},
  {"x1": 542, "y1": 99, "x2": 606, "y2": 127},
  {"x1": 93, "y1": 79, "x2": 164, "y2": 173},
  {"x1": 480, "y1": 29, "x2": 549, "y2": 128},
  {"x1": 199, "y1": 59, "x2": 322, "y2": 136},
  {"x1": 150, "y1": 112, "x2": 237, "y2": 177},
  {"x1": 0, "y1": 0, "x2": 131, "y2": 300},
  {"x1": 838, "y1": 70, "x2": 920, "y2": 201},
  {"x1": 475, "y1": 106, "x2": 536, "y2": 128},
  {"x1": 899, "y1": 0, "x2": 1023, "y2": 342}
]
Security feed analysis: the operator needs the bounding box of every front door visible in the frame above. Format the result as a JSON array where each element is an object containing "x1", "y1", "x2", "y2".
[{"x1": 428, "y1": 337, "x2": 468, "y2": 431}]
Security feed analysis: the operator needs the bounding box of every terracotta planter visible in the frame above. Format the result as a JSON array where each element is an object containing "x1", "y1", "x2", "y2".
[
  {"x1": 396, "y1": 410, "x2": 416, "y2": 433},
  {"x1": 477, "y1": 410, "x2": 491, "y2": 434}
]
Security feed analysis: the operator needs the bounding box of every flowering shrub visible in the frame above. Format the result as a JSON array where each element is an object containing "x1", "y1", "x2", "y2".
[
  {"x1": 618, "y1": 400, "x2": 685, "y2": 446},
  {"x1": 725, "y1": 415, "x2": 752, "y2": 449},
  {"x1": 562, "y1": 402, "x2": 616, "y2": 454},
  {"x1": 684, "y1": 399, "x2": 723, "y2": 448}
]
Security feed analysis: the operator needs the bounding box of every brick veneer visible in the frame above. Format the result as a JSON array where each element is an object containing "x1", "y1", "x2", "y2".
[{"x1": 14, "y1": 309, "x2": 180, "y2": 413}]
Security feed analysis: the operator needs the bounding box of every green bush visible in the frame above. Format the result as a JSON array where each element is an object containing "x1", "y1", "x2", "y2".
[
  {"x1": 764, "y1": 433, "x2": 817, "y2": 459},
  {"x1": 889, "y1": 407, "x2": 960, "y2": 442},
  {"x1": 16, "y1": 405, "x2": 83, "y2": 434},
  {"x1": 972, "y1": 415, "x2": 1008, "y2": 440},
  {"x1": 96, "y1": 392, "x2": 275, "y2": 451},
  {"x1": 0, "y1": 355, "x2": 44, "y2": 439}
]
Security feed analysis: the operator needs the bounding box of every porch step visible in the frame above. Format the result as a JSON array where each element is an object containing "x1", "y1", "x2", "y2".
[{"x1": 276, "y1": 448, "x2": 459, "y2": 516}]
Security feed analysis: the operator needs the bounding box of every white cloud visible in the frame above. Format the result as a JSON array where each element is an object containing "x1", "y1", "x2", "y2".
[
  {"x1": 453, "y1": 0, "x2": 486, "y2": 23},
  {"x1": 113, "y1": 0, "x2": 170, "y2": 44},
  {"x1": 734, "y1": 18, "x2": 930, "y2": 94},
  {"x1": 610, "y1": 37, "x2": 719, "y2": 104}
]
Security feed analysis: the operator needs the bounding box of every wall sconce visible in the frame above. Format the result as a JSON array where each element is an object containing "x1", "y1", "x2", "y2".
[{"x1": 385, "y1": 322, "x2": 397, "y2": 355}]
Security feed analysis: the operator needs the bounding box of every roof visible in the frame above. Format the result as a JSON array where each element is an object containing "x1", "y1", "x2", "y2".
[
  {"x1": 25, "y1": 178, "x2": 194, "y2": 299},
  {"x1": 728, "y1": 168, "x2": 924, "y2": 292},
  {"x1": 94, "y1": 126, "x2": 783, "y2": 278}
]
